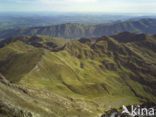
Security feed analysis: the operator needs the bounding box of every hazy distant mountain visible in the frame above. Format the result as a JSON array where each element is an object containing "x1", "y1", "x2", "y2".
[
  {"x1": 94, "y1": 18, "x2": 156, "y2": 35},
  {"x1": 0, "y1": 32, "x2": 156, "y2": 117},
  {"x1": 0, "y1": 12, "x2": 133, "y2": 32},
  {"x1": 0, "y1": 18, "x2": 156, "y2": 40}
]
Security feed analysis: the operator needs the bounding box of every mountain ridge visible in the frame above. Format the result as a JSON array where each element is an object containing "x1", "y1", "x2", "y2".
[
  {"x1": 0, "y1": 32, "x2": 156, "y2": 117},
  {"x1": 0, "y1": 18, "x2": 156, "y2": 40}
]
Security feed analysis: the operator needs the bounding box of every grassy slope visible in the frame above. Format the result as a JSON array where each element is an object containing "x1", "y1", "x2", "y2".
[
  {"x1": 0, "y1": 75, "x2": 101, "y2": 117},
  {"x1": 0, "y1": 34, "x2": 156, "y2": 116}
]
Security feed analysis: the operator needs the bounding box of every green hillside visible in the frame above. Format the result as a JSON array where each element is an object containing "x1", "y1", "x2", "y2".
[
  {"x1": 0, "y1": 18, "x2": 156, "y2": 39},
  {"x1": 0, "y1": 33, "x2": 156, "y2": 117}
]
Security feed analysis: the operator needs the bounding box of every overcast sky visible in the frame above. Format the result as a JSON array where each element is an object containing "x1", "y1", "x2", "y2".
[{"x1": 0, "y1": 0, "x2": 156, "y2": 13}]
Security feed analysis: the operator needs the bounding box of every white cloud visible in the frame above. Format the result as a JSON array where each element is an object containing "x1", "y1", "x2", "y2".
[
  {"x1": 38, "y1": 0, "x2": 97, "y2": 4},
  {"x1": 1, "y1": 0, "x2": 156, "y2": 13}
]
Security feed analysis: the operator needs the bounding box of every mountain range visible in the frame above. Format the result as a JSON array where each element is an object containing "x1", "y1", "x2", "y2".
[
  {"x1": 0, "y1": 32, "x2": 156, "y2": 117},
  {"x1": 0, "y1": 13, "x2": 134, "y2": 32},
  {"x1": 0, "y1": 18, "x2": 156, "y2": 40}
]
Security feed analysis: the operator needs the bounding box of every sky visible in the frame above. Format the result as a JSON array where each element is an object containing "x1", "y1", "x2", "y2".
[{"x1": 0, "y1": 0, "x2": 156, "y2": 13}]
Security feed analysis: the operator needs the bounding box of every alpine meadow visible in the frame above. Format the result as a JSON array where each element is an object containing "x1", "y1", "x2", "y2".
[{"x1": 0, "y1": 0, "x2": 156, "y2": 117}]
